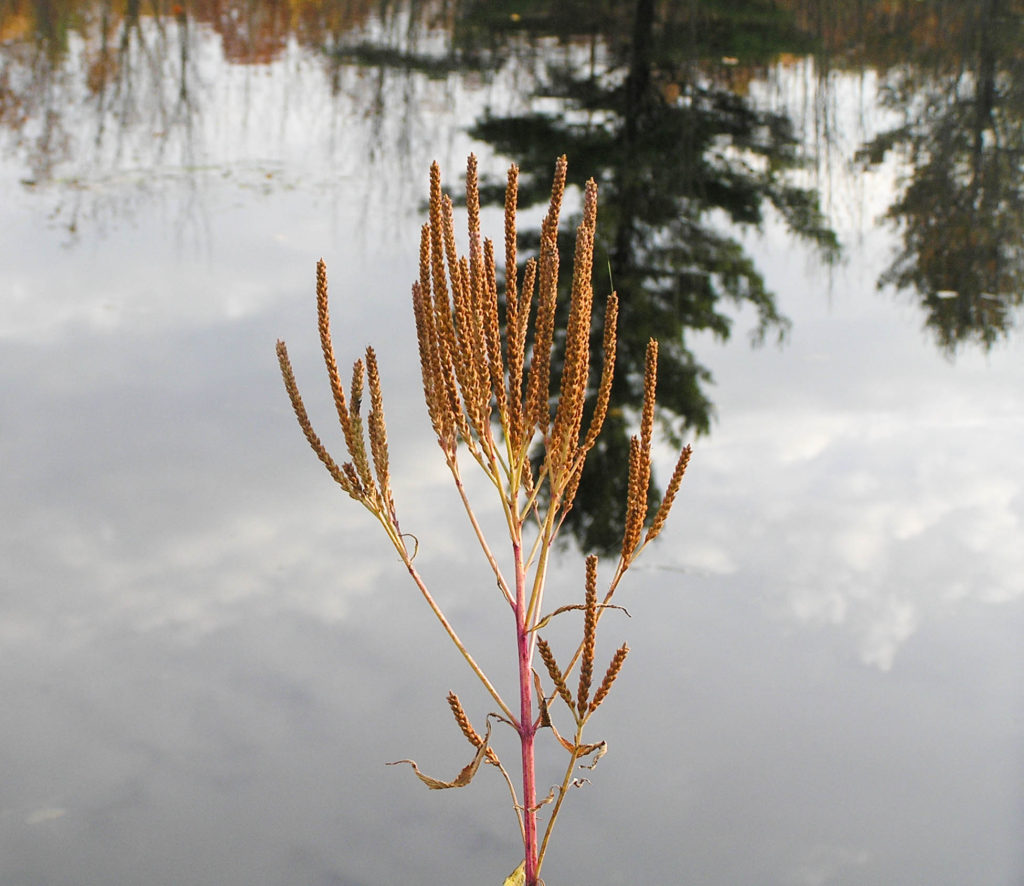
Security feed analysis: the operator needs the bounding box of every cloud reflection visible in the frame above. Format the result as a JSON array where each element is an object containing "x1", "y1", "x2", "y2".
[{"x1": 1, "y1": 6, "x2": 1022, "y2": 882}]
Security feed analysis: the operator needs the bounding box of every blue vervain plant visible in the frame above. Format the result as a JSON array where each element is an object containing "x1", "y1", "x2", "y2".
[{"x1": 276, "y1": 154, "x2": 691, "y2": 886}]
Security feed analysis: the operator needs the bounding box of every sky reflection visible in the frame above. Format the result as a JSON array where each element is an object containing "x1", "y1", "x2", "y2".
[{"x1": 1, "y1": 4, "x2": 1022, "y2": 886}]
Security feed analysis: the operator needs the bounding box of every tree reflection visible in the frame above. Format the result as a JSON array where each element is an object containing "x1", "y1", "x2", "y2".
[
  {"x1": 0, "y1": 0, "x2": 454, "y2": 237},
  {"x1": 461, "y1": 0, "x2": 839, "y2": 552},
  {"x1": 856, "y1": 0, "x2": 1024, "y2": 354},
  {"x1": 0, "y1": 0, "x2": 206, "y2": 238}
]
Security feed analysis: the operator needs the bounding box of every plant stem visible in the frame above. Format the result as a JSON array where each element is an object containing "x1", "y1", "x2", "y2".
[
  {"x1": 514, "y1": 539, "x2": 539, "y2": 885},
  {"x1": 448, "y1": 458, "x2": 516, "y2": 609},
  {"x1": 536, "y1": 738, "x2": 582, "y2": 877},
  {"x1": 401, "y1": 556, "x2": 516, "y2": 725}
]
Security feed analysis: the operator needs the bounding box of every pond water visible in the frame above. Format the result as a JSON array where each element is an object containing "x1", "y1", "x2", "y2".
[{"x1": 1, "y1": 2, "x2": 1022, "y2": 885}]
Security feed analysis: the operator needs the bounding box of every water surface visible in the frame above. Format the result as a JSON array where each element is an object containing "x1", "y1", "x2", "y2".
[{"x1": 1, "y1": 3, "x2": 1022, "y2": 884}]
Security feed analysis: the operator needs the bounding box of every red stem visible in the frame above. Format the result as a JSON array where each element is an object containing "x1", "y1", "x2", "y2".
[{"x1": 514, "y1": 540, "x2": 539, "y2": 885}]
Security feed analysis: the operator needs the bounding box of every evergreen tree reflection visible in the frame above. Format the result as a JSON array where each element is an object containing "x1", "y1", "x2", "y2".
[
  {"x1": 1, "y1": 0, "x2": 851, "y2": 551},
  {"x1": 463, "y1": 0, "x2": 839, "y2": 551},
  {"x1": 856, "y1": 0, "x2": 1024, "y2": 354}
]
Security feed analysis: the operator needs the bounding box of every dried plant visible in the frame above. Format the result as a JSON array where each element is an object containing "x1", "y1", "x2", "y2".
[{"x1": 276, "y1": 154, "x2": 691, "y2": 886}]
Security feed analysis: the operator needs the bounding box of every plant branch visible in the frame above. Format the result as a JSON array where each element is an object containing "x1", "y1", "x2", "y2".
[{"x1": 400, "y1": 552, "x2": 517, "y2": 726}]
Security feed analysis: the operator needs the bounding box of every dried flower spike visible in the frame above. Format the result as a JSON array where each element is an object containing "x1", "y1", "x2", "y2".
[
  {"x1": 589, "y1": 643, "x2": 629, "y2": 714},
  {"x1": 577, "y1": 555, "x2": 599, "y2": 714},
  {"x1": 537, "y1": 637, "x2": 576, "y2": 717},
  {"x1": 645, "y1": 444, "x2": 692, "y2": 544},
  {"x1": 448, "y1": 691, "x2": 501, "y2": 766}
]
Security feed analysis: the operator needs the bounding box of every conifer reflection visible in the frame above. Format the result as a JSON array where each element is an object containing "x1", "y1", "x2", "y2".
[
  {"x1": 855, "y1": 0, "x2": 1024, "y2": 354},
  {"x1": 462, "y1": 0, "x2": 838, "y2": 551}
]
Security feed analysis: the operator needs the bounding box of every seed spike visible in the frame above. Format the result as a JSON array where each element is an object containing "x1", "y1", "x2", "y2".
[
  {"x1": 645, "y1": 444, "x2": 692, "y2": 544},
  {"x1": 537, "y1": 637, "x2": 576, "y2": 717},
  {"x1": 412, "y1": 278, "x2": 444, "y2": 444},
  {"x1": 428, "y1": 163, "x2": 450, "y2": 321},
  {"x1": 577, "y1": 555, "x2": 598, "y2": 714},
  {"x1": 509, "y1": 257, "x2": 536, "y2": 451},
  {"x1": 589, "y1": 643, "x2": 629, "y2": 714},
  {"x1": 524, "y1": 155, "x2": 567, "y2": 436},
  {"x1": 276, "y1": 340, "x2": 359, "y2": 500},
  {"x1": 315, "y1": 259, "x2": 359, "y2": 457},
  {"x1": 551, "y1": 179, "x2": 598, "y2": 481},
  {"x1": 581, "y1": 291, "x2": 618, "y2": 452},
  {"x1": 347, "y1": 358, "x2": 375, "y2": 494},
  {"x1": 365, "y1": 346, "x2": 394, "y2": 518},
  {"x1": 621, "y1": 436, "x2": 645, "y2": 561},
  {"x1": 504, "y1": 163, "x2": 520, "y2": 342},
  {"x1": 483, "y1": 237, "x2": 507, "y2": 421},
  {"x1": 447, "y1": 691, "x2": 501, "y2": 766}
]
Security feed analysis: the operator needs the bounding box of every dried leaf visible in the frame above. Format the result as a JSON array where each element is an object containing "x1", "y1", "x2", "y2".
[
  {"x1": 530, "y1": 603, "x2": 630, "y2": 633},
  {"x1": 503, "y1": 861, "x2": 525, "y2": 886},
  {"x1": 553, "y1": 725, "x2": 575, "y2": 753},
  {"x1": 387, "y1": 719, "x2": 492, "y2": 790},
  {"x1": 533, "y1": 671, "x2": 552, "y2": 728},
  {"x1": 529, "y1": 786, "x2": 556, "y2": 812},
  {"x1": 578, "y1": 740, "x2": 608, "y2": 770},
  {"x1": 502, "y1": 861, "x2": 545, "y2": 886}
]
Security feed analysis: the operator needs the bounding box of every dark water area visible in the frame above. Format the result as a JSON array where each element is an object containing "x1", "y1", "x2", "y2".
[{"x1": 1, "y1": 2, "x2": 1023, "y2": 885}]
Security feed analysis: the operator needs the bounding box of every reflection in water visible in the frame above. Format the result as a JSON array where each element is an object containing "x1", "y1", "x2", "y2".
[
  {"x1": 3, "y1": 0, "x2": 1022, "y2": 532},
  {"x1": 0, "y1": 0, "x2": 443, "y2": 240},
  {"x1": 1, "y1": 0, "x2": 842, "y2": 550},
  {"x1": 2, "y1": 4, "x2": 1024, "y2": 885},
  {"x1": 853, "y1": 0, "x2": 1024, "y2": 354},
  {"x1": 1, "y1": 0, "x2": 205, "y2": 236},
  {"x1": 792, "y1": 0, "x2": 1024, "y2": 354},
  {"x1": 464, "y1": 0, "x2": 839, "y2": 551}
]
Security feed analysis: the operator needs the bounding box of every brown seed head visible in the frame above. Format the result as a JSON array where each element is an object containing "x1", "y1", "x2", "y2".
[
  {"x1": 524, "y1": 155, "x2": 567, "y2": 435},
  {"x1": 428, "y1": 163, "x2": 450, "y2": 312},
  {"x1": 412, "y1": 279, "x2": 443, "y2": 443},
  {"x1": 581, "y1": 291, "x2": 618, "y2": 452},
  {"x1": 620, "y1": 339, "x2": 659, "y2": 561},
  {"x1": 504, "y1": 163, "x2": 519, "y2": 324},
  {"x1": 347, "y1": 358, "x2": 375, "y2": 494},
  {"x1": 342, "y1": 462, "x2": 363, "y2": 495},
  {"x1": 466, "y1": 153, "x2": 481, "y2": 255},
  {"x1": 640, "y1": 339, "x2": 658, "y2": 464},
  {"x1": 508, "y1": 256, "x2": 536, "y2": 452},
  {"x1": 457, "y1": 253, "x2": 490, "y2": 440},
  {"x1": 536, "y1": 637, "x2": 576, "y2": 716},
  {"x1": 365, "y1": 347, "x2": 394, "y2": 518},
  {"x1": 276, "y1": 340, "x2": 360, "y2": 501},
  {"x1": 551, "y1": 178, "x2": 598, "y2": 478},
  {"x1": 482, "y1": 237, "x2": 507, "y2": 420},
  {"x1": 314, "y1": 260, "x2": 358, "y2": 456},
  {"x1": 429, "y1": 185, "x2": 475, "y2": 452},
  {"x1": 559, "y1": 455, "x2": 587, "y2": 522},
  {"x1": 589, "y1": 643, "x2": 629, "y2": 713},
  {"x1": 645, "y1": 444, "x2": 692, "y2": 544},
  {"x1": 577, "y1": 555, "x2": 598, "y2": 714},
  {"x1": 447, "y1": 691, "x2": 501, "y2": 766},
  {"x1": 621, "y1": 435, "x2": 645, "y2": 561}
]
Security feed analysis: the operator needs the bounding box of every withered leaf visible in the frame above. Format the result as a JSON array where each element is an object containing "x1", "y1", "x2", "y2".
[
  {"x1": 578, "y1": 740, "x2": 607, "y2": 770},
  {"x1": 387, "y1": 719, "x2": 492, "y2": 790},
  {"x1": 530, "y1": 603, "x2": 630, "y2": 633},
  {"x1": 530, "y1": 786, "x2": 556, "y2": 812},
  {"x1": 533, "y1": 670, "x2": 552, "y2": 728},
  {"x1": 502, "y1": 861, "x2": 544, "y2": 886},
  {"x1": 503, "y1": 861, "x2": 525, "y2": 886},
  {"x1": 555, "y1": 732, "x2": 575, "y2": 753}
]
